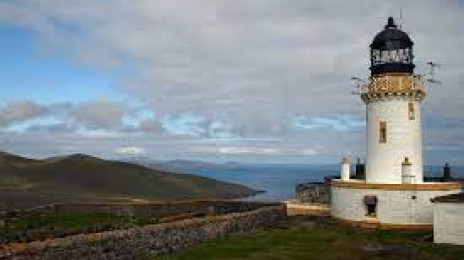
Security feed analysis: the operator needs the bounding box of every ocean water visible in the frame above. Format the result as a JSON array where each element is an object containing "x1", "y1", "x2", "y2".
[{"x1": 179, "y1": 164, "x2": 464, "y2": 202}]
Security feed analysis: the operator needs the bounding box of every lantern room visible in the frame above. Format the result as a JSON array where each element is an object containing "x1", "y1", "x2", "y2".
[{"x1": 370, "y1": 17, "x2": 415, "y2": 75}]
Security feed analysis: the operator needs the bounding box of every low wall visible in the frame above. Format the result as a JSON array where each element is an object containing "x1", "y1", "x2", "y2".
[
  {"x1": 23, "y1": 200, "x2": 277, "y2": 218},
  {"x1": 285, "y1": 202, "x2": 330, "y2": 216},
  {"x1": 295, "y1": 182, "x2": 330, "y2": 204},
  {"x1": 0, "y1": 204, "x2": 286, "y2": 259}
]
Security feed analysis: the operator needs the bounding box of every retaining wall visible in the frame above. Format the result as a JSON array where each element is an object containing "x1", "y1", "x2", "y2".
[{"x1": 0, "y1": 204, "x2": 286, "y2": 259}]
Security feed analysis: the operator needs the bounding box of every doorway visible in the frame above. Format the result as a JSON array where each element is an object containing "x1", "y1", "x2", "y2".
[{"x1": 364, "y1": 195, "x2": 378, "y2": 217}]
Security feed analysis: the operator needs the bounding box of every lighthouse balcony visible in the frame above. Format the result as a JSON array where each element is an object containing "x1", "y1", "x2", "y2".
[{"x1": 360, "y1": 73, "x2": 425, "y2": 95}]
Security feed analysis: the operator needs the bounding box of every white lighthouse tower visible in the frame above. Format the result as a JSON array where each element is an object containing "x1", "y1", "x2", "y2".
[
  {"x1": 330, "y1": 17, "x2": 461, "y2": 228},
  {"x1": 362, "y1": 17, "x2": 424, "y2": 184}
]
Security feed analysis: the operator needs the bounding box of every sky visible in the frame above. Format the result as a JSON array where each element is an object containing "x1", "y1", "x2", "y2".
[{"x1": 0, "y1": 0, "x2": 462, "y2": 164}]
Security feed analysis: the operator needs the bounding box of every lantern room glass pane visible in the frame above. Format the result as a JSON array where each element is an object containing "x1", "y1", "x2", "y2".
[{"x1": 371, "y1": 47, "x2": 413, "y2": 66}]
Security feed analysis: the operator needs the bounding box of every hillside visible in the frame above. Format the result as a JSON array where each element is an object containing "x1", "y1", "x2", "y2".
[{"x1": 0, "y1": 152, "x2": 259, "y2": 210}]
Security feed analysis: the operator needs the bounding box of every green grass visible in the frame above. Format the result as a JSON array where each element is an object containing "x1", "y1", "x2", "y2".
[
  {"x1": 1, "y1": 212, "x2": 160, "y2": 244},
  {"x1": 6, "y1": 212, "x2": 159, "y2": 230},
  {"x1": 154, "y1": 216, "x2": 464, "y2": 260},
  {"x1": 0, "y1": 178, "x2": 30, "y2": 188}
]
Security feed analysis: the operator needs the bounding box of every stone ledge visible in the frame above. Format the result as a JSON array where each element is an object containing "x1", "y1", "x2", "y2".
[
  {"x1": 333, "y1": 217, "x2": 433, "y2": 231},
  {"x1": 285, "y1": 202, "x2": 330, "y2": 216}
]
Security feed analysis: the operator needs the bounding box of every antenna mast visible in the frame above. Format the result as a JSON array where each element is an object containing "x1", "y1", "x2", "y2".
[
  {"x1": 350, "y1": 76, "x2": 367, "y2": 95},
  {"x1": 398, "y1": 8, "x2": 403, "y2": 29},
  {"x1": 425, "y1": 61, "x2": 442, "y2": 85}
]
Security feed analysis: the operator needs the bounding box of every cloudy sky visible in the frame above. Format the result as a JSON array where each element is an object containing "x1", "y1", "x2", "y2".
[{"x1": 0, "y1": 0, "x2": 462, "y2": 164}]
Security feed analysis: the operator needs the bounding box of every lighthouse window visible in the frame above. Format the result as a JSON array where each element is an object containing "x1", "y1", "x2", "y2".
[
  {"x1": 379, "y1": 121, "x2": 387, "y2": 143},
  {"x1": 371, "y1": 48, "x2": 413, "y2": 65},
  {"x1": 408, "y1": 102, "x2": 415, "y2": 120},
  {"x1": 390, "y1": 50, "x2": 399, "y2": 62}
]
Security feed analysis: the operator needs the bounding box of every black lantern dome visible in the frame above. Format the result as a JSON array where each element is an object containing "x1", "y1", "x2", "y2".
[{"x1": 370, "y1": 17, "x2": 414, "y2": 75}]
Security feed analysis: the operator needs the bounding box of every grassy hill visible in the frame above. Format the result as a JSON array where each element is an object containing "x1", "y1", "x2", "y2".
[{"x1": 0, "y1": 152, "x2": 259, "y2": 210}]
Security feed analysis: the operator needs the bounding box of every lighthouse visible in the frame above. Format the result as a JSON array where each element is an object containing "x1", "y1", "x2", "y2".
[
  {"x1": 330, "y1": 17, "x2": 461, "y2": 228},
  {"x1": 362, "y1": 17, "x2": 425, "y2": 184}
]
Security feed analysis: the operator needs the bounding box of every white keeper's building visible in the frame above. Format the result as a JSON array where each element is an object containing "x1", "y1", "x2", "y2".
[{"x1": 330, "y1": 17, "x2": 462, "y2": 228}]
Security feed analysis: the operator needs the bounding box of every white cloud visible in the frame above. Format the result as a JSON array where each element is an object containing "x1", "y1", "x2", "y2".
[
  {"x1": 1, "y1": 1, "x2": 460, "y2": 123},
  {"x1": 0, "y1": 100, "x2": 49, "y2": 127},
  {"x1": 67, "y1": 99, "x2": 131, "y2": 130},
  {"x1": 300, "y1": 149, "x2": 318, "y2": 156},
  {"x1": 0, "y1": 0, "x2": 462, "y2": 164},
  {"x1": 194, "y1": 146, "x2": 282, "y2": 155},
  {"x1": 114, "y1": 146, "x2": 146, "y2": 155},
  {"x1": 193, "y1": 145, "x2": 321, "y2": 156}
]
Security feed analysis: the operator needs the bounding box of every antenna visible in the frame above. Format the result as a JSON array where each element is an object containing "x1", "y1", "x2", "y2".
[
  {"x1": 398, "y1": 8, "x2": 403, "y2": 29},
  {"x1": 425, "y1": 61, "x2": 442, "y2": 85},
  {"x1": 350, "y1": 76, "x2": 367, "y2": 95}
]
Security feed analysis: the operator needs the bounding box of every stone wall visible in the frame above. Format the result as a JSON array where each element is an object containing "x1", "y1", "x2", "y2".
[
  {"x1": 295, "y1": 182, "x2": 330, "y2": 204},
  {"x1": 0, "y1": 204, "x2": 286, "y2": 260},
  {"x1": 25, "y1": 200, "x2": 277, "y2": 218},
  {"x1": 433, "y1": 203, "x2": 464, "y2": 245}
]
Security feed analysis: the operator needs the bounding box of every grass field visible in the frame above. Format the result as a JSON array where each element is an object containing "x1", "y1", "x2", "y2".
[
  {"x1": 1, "y1": 212, "x2": 159, "y2": 244},
  {"x1": 155, "y1": 216, "x2": 464, "y2": 260}
]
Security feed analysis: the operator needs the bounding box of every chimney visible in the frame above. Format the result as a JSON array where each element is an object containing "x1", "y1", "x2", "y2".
[
  {"x1": 355, "y1": 157, "x2": 365, "y2": 180},
  {"x1": 341, "y1": 156, "x2": 351, "y2": 181},
  {"x1": 443, "y1": 163, "x2": 451, "y2": 180},
  {"x1": 401, "y1": 157, "x2": 415, "y2": 184}
]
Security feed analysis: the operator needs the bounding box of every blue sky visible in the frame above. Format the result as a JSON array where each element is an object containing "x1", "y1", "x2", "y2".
[
  {"x1": 0, "y1": 25, "x2": 121, "y2": 103},
  {"x1": 0, "y1": 0, "x2": 462, "y2": 165}
]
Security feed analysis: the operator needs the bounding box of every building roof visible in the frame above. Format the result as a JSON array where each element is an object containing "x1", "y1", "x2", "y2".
[
  {"x1": 371, "y1": 17, "x2": 413, "y2": 50},
  {"x1": 431, "y1": 193, "x2": 464, "y2": 203}
]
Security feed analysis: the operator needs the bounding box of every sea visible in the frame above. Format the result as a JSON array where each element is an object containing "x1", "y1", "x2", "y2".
[{"x1": 178, "y1": 164, "x2": 464, "y2": 202}]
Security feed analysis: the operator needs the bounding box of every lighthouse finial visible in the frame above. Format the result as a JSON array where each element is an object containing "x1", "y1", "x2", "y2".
[{"x1": 385, "y1": 17, "x2": 397, "y2": 29}]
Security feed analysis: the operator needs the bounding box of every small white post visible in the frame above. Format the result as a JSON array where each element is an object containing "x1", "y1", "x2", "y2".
[
  {"x1": 341, "y1": 156, "x2": 351, "y2": 181},
  {"x1": 402, "y1": 157, "x2": 414, "y2": 184}
]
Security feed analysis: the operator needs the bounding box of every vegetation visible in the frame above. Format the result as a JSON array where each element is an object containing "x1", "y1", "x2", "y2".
[
  {"x1": 0, "y1": 152, "x2": 258, "y2": 210},
  {"x1": 155, "y1": 216, "x2": 464, "y2": 260},
  {"x1": 1, "y1": 211, "x2": 160, "y2": 244},
  {"x1": 0, "y1": 177, "x2": 31, "y2": 188}
]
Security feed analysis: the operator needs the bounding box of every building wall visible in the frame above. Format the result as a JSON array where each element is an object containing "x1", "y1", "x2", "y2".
[
  {"x1": 366, "y1": 97, "x2": 423, "y2": 183},
  {"x1": 433, "y1": 203, "x2": 464, "y2": 245},
  {"x1": 331, "y1": 186, "x2": 459, "y2": 225}
]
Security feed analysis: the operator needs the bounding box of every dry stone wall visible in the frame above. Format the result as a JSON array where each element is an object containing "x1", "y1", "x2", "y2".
[
  {"x1": 295, "y1": 182, "x2": 331, "y2": 204},
  {"x1": 0, "y1": 204, "x2": 286, "y2": 260},
  {"x1": 30, "y1": 200, "x2": 276, "y2": 218}
]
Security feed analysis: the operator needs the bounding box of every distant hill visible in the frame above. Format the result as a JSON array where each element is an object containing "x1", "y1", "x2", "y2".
[
  {"x1": 0, "y1": 152, "x2": 259, "y2": 210},
  {"x1": 126, "y1": 158, "x2": 245, "y2": 173}
]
